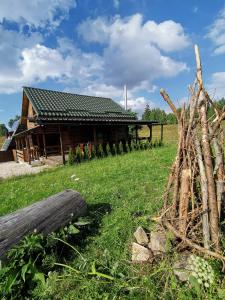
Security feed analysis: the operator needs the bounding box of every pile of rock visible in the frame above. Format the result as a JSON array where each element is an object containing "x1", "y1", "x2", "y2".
[{"x1": 132, "y1": 225, "x2": 167, "y2": 263}]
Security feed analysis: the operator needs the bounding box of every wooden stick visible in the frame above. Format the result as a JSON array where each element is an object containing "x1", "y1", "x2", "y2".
[
  {"x1": 179, "y1": 169, "x2": 191, "y2": 235},
  {"x1": 194, "y1": 45, "x2": 203, "y2": 87},
  {"x1": 163, "y1": 220, "x2": 225, "y2": 261},
  {"x1": 160, "y1": 89, "x2": 180, "y2": 121},
  {"x1": 194, "y1": 137, "x2": 210, "y2": 249},
  {"x1": 198, "y1": 90, "x2": 220, "y2": 251}
]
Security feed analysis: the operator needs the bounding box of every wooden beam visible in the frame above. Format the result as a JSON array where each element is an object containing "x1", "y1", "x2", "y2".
[{"x1": 59, "y1": 125, "x2": 65, "y2": 164}]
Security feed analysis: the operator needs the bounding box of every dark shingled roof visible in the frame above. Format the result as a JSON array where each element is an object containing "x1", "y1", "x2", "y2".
[{"x1": 24, "y1": 87, "x2": 136, "y2": 123}]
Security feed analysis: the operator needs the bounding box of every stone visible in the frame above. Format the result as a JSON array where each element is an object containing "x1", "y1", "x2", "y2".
[
  {"x1": 134, "y1": 226, "x2": 149, "y2": 245},
  {"x1": 131, "y1": 242, "x2": 152, "y2": 262},
  {"x1": 149, "y1": 230, "x2": 167, "y2": 254},
  {"x1": 173, "y1": 254, "x2": 191, "y2": 282}
]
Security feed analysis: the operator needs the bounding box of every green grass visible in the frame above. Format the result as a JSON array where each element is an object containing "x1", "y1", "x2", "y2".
[{"x1": 0, "y1": 126, "x2": 222, "y2": 299}]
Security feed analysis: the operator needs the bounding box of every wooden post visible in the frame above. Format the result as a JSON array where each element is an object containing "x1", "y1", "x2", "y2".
[
  {"x1": 160, "y1": 124, "x2": 163, "y2": 142},
  {"x1": 42, "y1": 129, "x2": 47, "y2": 159},
  {"x1": 93, "y1": 126, "x2": 97, "y2": 145},
  {"x1": 59, "y1": 125, "x2": 65, "y2": 165},
  {"x1": 135, "y1": 125, "x2": 138, "y2": 143},
  {"x1": 149, "y1": 125, "x2": 152, "y2": 142},
  {"x1": 25, "y1": 135, "x2": 31, "y2": 164}
]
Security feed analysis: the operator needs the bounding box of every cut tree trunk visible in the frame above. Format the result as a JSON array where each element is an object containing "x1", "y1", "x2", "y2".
[{"x1": 0, "y1": 189, "x2": 87, "y2": 257}]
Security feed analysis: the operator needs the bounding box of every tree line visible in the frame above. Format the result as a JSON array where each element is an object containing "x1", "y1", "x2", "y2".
[{"x1": 142, "y1": 98, "x2": 225, "y2": 124}]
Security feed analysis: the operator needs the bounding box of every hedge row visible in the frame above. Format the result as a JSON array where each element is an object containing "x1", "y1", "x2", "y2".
[{"x1": 68, "y1": 139, "x2": 163, "y2": 165}]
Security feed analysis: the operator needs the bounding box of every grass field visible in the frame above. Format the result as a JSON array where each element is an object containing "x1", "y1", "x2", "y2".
[{"x1": 0, "y1": 125, "x2": 221, "y2": 299}]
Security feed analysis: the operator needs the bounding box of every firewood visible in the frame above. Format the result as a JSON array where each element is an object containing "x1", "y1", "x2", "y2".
[
  {"x1": 178, "y1": 169, "x2": 191, "y2": 235},
  {"x1": 194, "y1": 137, "x2": 210, "y2": 249}
]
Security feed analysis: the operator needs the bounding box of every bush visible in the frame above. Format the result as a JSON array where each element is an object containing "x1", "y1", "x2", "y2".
[
  {"x1": 111, "y1": 144, "x2": 117, "y2": 156},
  {"x1": 145, "y1": 140, "x2": 150, "y2": 149},
  {"x1": 125, "y1": 142, "x2": 130, "y2": 153},
  {"x1": 118, "y1": 141, "x2": 124, "y2": 155},
  {"x1": 136, "y1": 141, "x2": 140, "y2": 150},
  {"x1": 97, "y1": 144, "x2": 104, "y2": 158},
  {"x1": 105, "y1": 143, "x2": 111, "y2": 156},
  {"x1": 91, "y1": 144, "x2": 96, "y2": 159},
  {"x1": 83, "y1": 144, "x2": 89, "y2": 160},
  {"x1": 75, "y1": 145, "x2": 82, "y2": 163},
  {"x1": 130, "y1": 140, "x2": 135, "y2": 151},
  {"x1": 68, "y1": 147, "x2": 75, "y2": 165}
]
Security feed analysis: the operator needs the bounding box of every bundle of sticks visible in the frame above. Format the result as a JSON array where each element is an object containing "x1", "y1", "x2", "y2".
[{"x1": 158, "y1": 45, "x2": 225, "y2": 261}]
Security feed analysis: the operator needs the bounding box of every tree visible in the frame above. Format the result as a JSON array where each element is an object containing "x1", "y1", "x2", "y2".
[
  {"x1": 0, "y1": 124, "x2": 8, "y2": 136},
  {"x1": 8, "y1": 115, "x2": 20, "y2": 128}
]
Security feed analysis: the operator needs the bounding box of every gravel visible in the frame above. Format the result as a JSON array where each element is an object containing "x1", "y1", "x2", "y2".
[{"x1": 0, "y1": 161, "x2": 49, "y2": 179}]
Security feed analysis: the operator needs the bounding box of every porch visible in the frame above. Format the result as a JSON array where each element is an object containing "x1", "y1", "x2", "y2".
[{"x1": 13, "y1": 121, "x2": 164, "y2": 165}]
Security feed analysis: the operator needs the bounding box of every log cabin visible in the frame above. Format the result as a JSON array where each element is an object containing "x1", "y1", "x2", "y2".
[{"x1": 2, "y1": 87, "x2": 162, "y2": 164}]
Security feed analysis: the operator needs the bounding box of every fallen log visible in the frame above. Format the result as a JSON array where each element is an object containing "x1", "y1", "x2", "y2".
[{"x1": 0, "y1": 189, "x2": 87, "y2": 257}]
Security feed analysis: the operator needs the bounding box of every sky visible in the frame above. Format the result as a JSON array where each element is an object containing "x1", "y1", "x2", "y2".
[{"x1": 0, "y1": 0, "x2": 225, "y2": 126}]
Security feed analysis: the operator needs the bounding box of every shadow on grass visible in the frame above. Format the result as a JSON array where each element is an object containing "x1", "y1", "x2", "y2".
[{"x1": 56, "y1": 202, "x2": 112, "y2": 260}]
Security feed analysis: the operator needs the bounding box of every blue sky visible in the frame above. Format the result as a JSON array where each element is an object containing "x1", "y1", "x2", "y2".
[{"x1": 0, "y1": 0, "x2": 225, "y2": 126}]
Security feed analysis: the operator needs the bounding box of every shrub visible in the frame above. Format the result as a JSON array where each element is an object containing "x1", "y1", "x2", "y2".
[
  {"x1": 111, "y1": 143, "x2": 117, "y2": 156},
  {"x1": 130, "y1": 140, "x2": 135, "y2": 151},
  {"x1": 125, "y1": 142, "x2": 130, "y2": 153},
  {"x1": 75, "y1": 145, "x2": 82, "y2": 163},
  {"x1": 83, "y1": 144, "x2": 89, "y2": 160},
  {"x1": 145, "y1": 140, "x2": 150, "y2": 149},
  {"x1": 118, "y1": 141, "x2": 124, "y2": 155},
  {"x1": 136, "y1": 141, "x2": 140, "y2": 150},
  {"x1": 91, "y1": 144, "x2": 96, "y2": 159},
  {"x1": 68, "y1": 147, "x2": 75, "y2": 165},
  {"x1": 105, "y1": 143, "x2": 111, "y2": 156},
  {"x1": 97, "y1": 144, "x2": 104, "y2": 158}
]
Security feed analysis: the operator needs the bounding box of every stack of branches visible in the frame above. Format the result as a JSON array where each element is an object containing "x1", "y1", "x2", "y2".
[{"x1": 158, "y1": 45, "x2": 225, "y2": 262}]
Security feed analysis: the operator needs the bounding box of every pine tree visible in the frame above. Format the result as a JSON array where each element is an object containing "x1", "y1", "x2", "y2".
[
  {"x1": 75, "y1": 145, "x2": 82, "y2": 163},
  {"x1": 125, "y1": 142, "x2": 130, "y2": 153},
  {"x1": 105, "y1": 143, "x2": 111, "y2": 156},
  {"x1": 118, "y1": 141, "x2": 124, "y2": 155},
  {"x1": 97, "y1": 144, "x2": 104, "y2": 158},
  {"x1": 83, "y1": 144, "x2": 89, "y2": 160},
  {"x1": 91, "y1": 144, "x2": 96, "y2": 159},
  {"x1": 68, "y1": 147, "x2": 75, "y2": 165},
  {"x1": 111, "y1": 143, "x2": 117, "y2": 156}
]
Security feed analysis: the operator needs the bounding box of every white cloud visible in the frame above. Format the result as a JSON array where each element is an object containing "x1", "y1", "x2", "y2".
[
  {"x1": 208, "y1": 72, "x2": 225, "y2": 99},
  {"x1": 78, "y1": 14, "x2": 189, "y2": 90},
  {"x1": 206, "y1": 6, "x2": 225, "y2": 55},
  {"x1": 0, "y1": 0, "x2": 76, "y2": 28}
]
